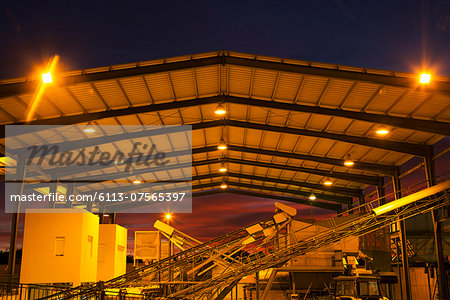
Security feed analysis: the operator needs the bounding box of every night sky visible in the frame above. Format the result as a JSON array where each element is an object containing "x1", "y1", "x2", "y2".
[{"x1": 0, "y1": 0, "x2": 449, "y2": 252}]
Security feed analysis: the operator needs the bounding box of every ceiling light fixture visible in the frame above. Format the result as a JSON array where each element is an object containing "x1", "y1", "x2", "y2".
[
  {"x1": 343, "y1": 154, "x2": 354, "y2": 167},
  {"x1": 375, "y1": 126, "x2": 389, "y2": 136},
  {"x1": 309, "y1": 193, "x2": 316, "y2": 200},
  {"x1": 323, "y1": 178, "x2": 333, "y2": 186},
  {"x1": 217, "y1": 137, "x2": 227, "y2": 150},
  {"x1": 214, "y1": 103, "x2": 226, "y2": 115},
  {"x1": 220, "y1": 181, "x2": 228, "y2": 189},
  {"x1": 219, "y1": 162, "x2": 228, "y2": 172}
]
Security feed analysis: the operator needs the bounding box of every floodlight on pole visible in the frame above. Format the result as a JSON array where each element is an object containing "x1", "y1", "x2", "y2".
[{"x1": 419, "y1": 73, "x2": 431, "y2": 84}]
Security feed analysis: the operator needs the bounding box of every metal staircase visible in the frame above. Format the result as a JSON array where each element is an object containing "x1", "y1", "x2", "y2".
[{"x1": 41, "y1": 179, "x2": 450, "y2": 299}]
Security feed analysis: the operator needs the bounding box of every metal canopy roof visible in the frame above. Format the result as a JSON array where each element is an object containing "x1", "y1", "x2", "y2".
[{"x1": 1, "y1": 50, "x2": 449, "y2": 211}]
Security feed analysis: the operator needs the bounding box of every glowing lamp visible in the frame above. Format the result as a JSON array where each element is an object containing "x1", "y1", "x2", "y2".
[
  {"x1": 323, "y1": 179, "x2": 333, "y2": 186},
  {"x1": 343, "y1": 154, "x2": 354, "y2": 167},
  {"x1": 376, "y1": 127, "x2": 389, "y2": 136},
  {"x1": 220, "y1": 182, "x2": 228, "y2": 189},
  {"x1": 309, "y1": 193, "x2": 316, "y2": 200},
  {"x1": 42, "y1": 72, "x2": 52, "y2": 84},
  {"x1": 214, "y1": 104, "x2": 226, "y2": 115},
  {"x1": 133, "y1": 180, "x2": 142, "y2": 185},
  {"x1": 217, "y1": 138, "x2": 227, "y2": 150},
  {"x1": 419, "y1": 73, "x2": 431, "y2": 84},
  {"x1": 219, "y1": 162, "x2": 227, "y2": 172},
  {"x1": 83, "y1": 127, "x2": 95, "y2": 133}
]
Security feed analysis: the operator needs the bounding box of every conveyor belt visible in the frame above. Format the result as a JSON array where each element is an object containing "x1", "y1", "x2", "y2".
[{"x1": 41, "y1": 180, "x2": 450, "y2": 299}]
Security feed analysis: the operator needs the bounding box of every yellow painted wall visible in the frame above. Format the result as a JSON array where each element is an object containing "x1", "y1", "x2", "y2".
[
  {"x1": 97, "y1": 224, "x2": 127, "y2": 281},
  {"x1": 20, "y1": 208, "x2": 99, "y2": 286}
]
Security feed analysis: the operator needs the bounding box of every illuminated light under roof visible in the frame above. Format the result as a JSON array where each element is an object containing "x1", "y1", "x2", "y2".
[
  {"x1": 41, "y1": 72, "x2": 52, "y2": 84},
  {"x1": 83, "y1": 127, "x2": 95, "y2": 133},
  {"x1": 375, "y1": 127, "x2": 389, "y2": 136},
  {"x1": 217, "y1": 137, "x2": 227, "y2": 150},
  {"x1": 323, "y1": 178, "x2": 333, "y2": 186},
  {"x1": 343, "y1": 154, "x2": 354, "y2": 167},
  {"x1": 309, "y1": 193, "x2": 316, "y2": 200},
  {"x1": 219, "y1": 162, "x2": 227, "y2": 172},
  {"x1": 220, "y1": 182, "x2": 228, "y2": 189},
  {"x1": 419, "y1": 73, "x2": 431, "y2": 84},
  {"x1": 214, "y1": 104, "x2": 226, "y2": 115}
]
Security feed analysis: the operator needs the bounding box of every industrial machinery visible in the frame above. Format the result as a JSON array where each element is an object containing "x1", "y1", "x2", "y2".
[{"x1": 41, "y1": 179, "x2": 450, "y2": 299}]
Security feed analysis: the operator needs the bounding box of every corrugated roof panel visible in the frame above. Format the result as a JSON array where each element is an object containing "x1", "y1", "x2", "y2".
[
  {"x1": 228, "y1": 66, "x2": 252, "y2": 96},
  {"x1": 144, "y1": 73, "x2": 173, "y2": 103},
  {"x1": 227, "y1": 103, "x2": 248, "y2": 120},
  {"x1": 261, "y1": 131, "x2": 282, "y2": 149},
  {"x1": 277, "y1": 135, "x2": 297, "y2": 152},
  {"x1": 324, "y1": 117, "x2": 353, "y2": 134},
  {"x1": 273, "y1": 73, "x2": 303, "y2": 102},
  {"x1": 306, "y1": 114, "x2": 333, "y2": 131},
  {"x1": 251, "y1": 69, "x2": 278, "y2": 99},
  {"x1": 203, "y1": 127, "x2": 223, "y2": 147},
  {"x1": 119, "y1": 76, "x2": 151, "y2": 106},
  {"x1": 365, "y1": 86, "x2": 406, "y2": 113},
  {"x1": 285, "y1": 112, "x2": 311, "y2": 128},
  {"x1": 68, "y1": 83, "x2": 106, "y2": 112},
  {"x1": 170, "y1": 70, "x2": 197, "y2": 99},
  {"x1": 310, "y1": 139, "x2": 336, "y2": 157},
  {"x1": 343, "y1": 82, "x2": 380, "y2": 111},
  {"x1": 345, "y1": 120, "x2": 374, "y2": 136},
  {"x1": 94, "y1": 80, "x2": 130, "y2": 109},
  {"x1": 379, "y1": 152, "x2": 411, "y2": 165},
  {"x1": 297, "y1": 75, "x2": 329, "y2": 105},
  {"x1": 196, "y1": 66, "x2": 220, "y2": 96},
  {"x1": 0, "y1": 97, "x2": 27, "y2": 121},
  {"x1": 248, "y1": 106, "x2": 271, "y2": 122},
  {"x1": 361, "y1": 149, "x2": 390, "y2": 163},
  {"x1": 228, "y1": 127, "x2": 245, "y2": 145},
  {"x1": 19, "y1": 94, "x2": 61, "y2": 119},
  {"x1": 320, "y1": 80, "x2": 353, "y2": 107},
  {"x1": 266, "y1": 110, "x2": 291, "y2": 125},
  {"x1": 407, "y1": 131, "x2": 436, "y2": 144},
  {"x1": 389, "y1": 91, "x2": 429, "y2": 117},
  {"x1": 245, "y1": 129, "x2": 264, "y2": 147},
  {"x1": 45, "y1": 87, "x2": 84, "y2": 115},
  {"x1": 293, "y1": 136, "x2": 316, "y2": 154},
  {"x1": 412, "y1": 95, "x2": 450, "y2": 121},
  {"x1": 196, "y1": 104, "x2": 218, "y2": 122},
  {"x1": 178, "y1": 105, "x2": 202, "y2": 123}
]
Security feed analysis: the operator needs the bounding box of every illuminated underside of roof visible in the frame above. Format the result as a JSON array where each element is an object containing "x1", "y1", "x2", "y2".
[{"x1": 1, "y1": 50, "x2": 449, "y2": 211}]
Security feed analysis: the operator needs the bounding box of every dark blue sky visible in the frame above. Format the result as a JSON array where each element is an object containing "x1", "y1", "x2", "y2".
[{"x1": 1, "y1": 0, "x2": 449, "y2": 79}]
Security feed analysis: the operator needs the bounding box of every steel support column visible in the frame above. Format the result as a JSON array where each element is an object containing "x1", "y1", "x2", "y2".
[
  {"x1": 109, "y1": 213, "x2": 116, "y2": 224},
  {"x1": 425, "y1": 148, "x2": 449, "y2": 300},
  {"x1": 7, "y1": 156, "x2": 26, "y2": 279},
  {"x1": 49, "y1": 179, "x2": 57, "y2": 208},
  {"x1": 377, "y1": 177, "x2": 386, "y2": 205},
  {"x1": 393, "y1": 172, "x2": 411, "y2": 300}
]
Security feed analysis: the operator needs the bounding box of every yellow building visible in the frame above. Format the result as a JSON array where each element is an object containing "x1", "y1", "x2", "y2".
[{"x1": 20, "y1": 208, "x2": 99, "y2": 286}]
